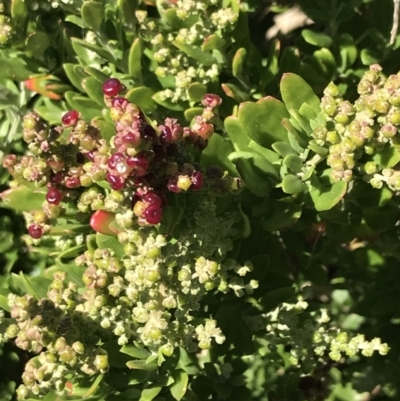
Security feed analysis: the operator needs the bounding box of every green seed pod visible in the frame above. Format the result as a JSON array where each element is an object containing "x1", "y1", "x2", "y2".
[
  {"x1": 364, "y1": 161, "x2": 378, "y2": 175},
  {"x1": 375, "y1": 100, "x2": 390, "y2": 114},
  {"x1": 370, "y1": 177, "x2": 383, "y2": 189},
  {"x1": 94, "y1": 354, "x2": 109, "y2": 370},
  {"x1": 326, "y1": 131, "x2": 339, "y2": 144},
  {"x1": 324, "y1": 82, "x2": 340, "y2": 97}
]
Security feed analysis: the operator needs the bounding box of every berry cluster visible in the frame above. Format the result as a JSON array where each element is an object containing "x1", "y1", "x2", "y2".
[
  {"x1": 314, "y1": 64, "x2": 400, "y2": 189},
  {"x1": 3, "y1": 78, "x2": 236, "y2": 239}
]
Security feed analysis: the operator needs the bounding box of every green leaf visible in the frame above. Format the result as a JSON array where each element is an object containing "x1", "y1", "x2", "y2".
[
  {"x1": 65, "y1": 91, "x2": 103, "y2": 121},
  {"x1": 236, "y1": 97, "x2": 290, "y2": 148},
  {"x1": 12, "y1": 272, "x2": 52, "y2": 299},
  {"x1": 372, "y1": 145, "x2": 400, "y2": 168},
  {"x1": 0, "y1": 186, "x2": 45, "y2": 211},
  {"x1": 272, "y1": 142, "x2": 298, "y2": 157},
  {"x1": 11, "y1": 0, "x2": 28, "y2": 30},
  {"x1": 63, "y1": 63, "x2": 86, "y2": 92},
  {"x1": 25, "y1": 32, "x2": 50, "y2": 58},
  {"x1": 282, "y1": 174, "x2": 305, "y2": 194},
  {"x1": 1, "y1": 59, "x2": 33, "y2": 81},
  {"x1": 117, "y1": 0, "x2": 138, "y2": 28},
  {"x1": 92, "y1": 119, "x2": 116, "y2": 144},
  {"x1": 338, "y1": 33, "x2": 357, "y2": 71},
  {"x1": 229, "y1": 152, "x2": 279, "y2": 197},
  {"x1": 152, "y1": 92, "x2": 186, "y2": 111},
  {"x1": 201, "y1": 133, "x2": 237, "y2": 176},
  {"x1": 140, "y1": 385, "x2": 162, "y2": 401},
  {"x1": 84, "y1": 66, "x2": 109, "y2": 83},
  {"x1": 184, "y1": 107, "x2": 203, "y2": 121},
  {"x1": 187, "y1": 83, "x2": 207, "y2": 102},
  {"x1": 283, "y1": 154, "x2": 303, "y2": 173},
  {"x1": 121, "y1": 389, "x2": 141, "y2": 399},
  {"x1": 125, "y1": 87, "x2": 156, "y2": 113},
  {"x1": 96, "y1": 233, "x2": 125, "y2": 259},
  {"x1": 49, "y1": 224, "x2": 90, "y2": 236},
  {"x1": 301, "y1": 29, "x2": 333, "y2": 48},
  {"x1": 163, "y1": 8, "x2": 198, "y2": 29},
  {"x1": 170, "y1": 370, "x2": 189, "y2": 401},
  {"x1": 312, "y1": 48, "x2": 336, "y2": 79},
  {"x1": 171, "y1": 41, "x2": 216, "y2": 66},
  {"x1": 278, "y1": 46, "x2": 301, "y2": 75},
  {"x1": 82, "y1": 77, "x2": 105, "y2": 106},
  {"x1": 262, "y1": 199, "x2": 302, "y2": 230},
  {"x1": 0, "y1": 288, "x2": 11, "y2": 311},
  {"x1": 202, "y1": 34, "x2": 226, "y2": 51},
  {"x1": 158, "y1": 206, "x2": 184, "y2": 236},
  {"x1": 128, "y1": 38, "x2": 143, "y2": 82},
  {"x1": 262, "y1": 39, "x2": 280, "y2": 85},
  {"x1": 81, "y1": 1, "x2": 105, "y2": 32},
  {"x1": 232, "y1": 48, "x2": 247, "y2": 78},
  {"x1": 127, "y1": 359, "x2": 158, "y2": 371},
  {"x1": 71, "y1": 38, "x2": 116, "y2": 64},
  {"x1": 259, "y1": 287, "x2": 296, "y2": 312},
  {"x1": 308, "y1": 171, "x2": 348, "y2": 211},
  {"x1": 280, "y1": 73, "x2": 320, "y2": 115},
  {"x1": 221, "y1": 83, "x2": 249, "y2": 102},
  {"x1": 120, "y1": 345, "x2": 151, "y2": 359}
]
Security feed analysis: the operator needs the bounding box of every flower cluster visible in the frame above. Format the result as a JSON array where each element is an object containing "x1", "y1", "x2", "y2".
[
  {"x1": 137, "y1": 1, "x2": 239, "y2": 103},
  {"x1": 252, "y1": 295, "x2": 389, "y2": 372},
  {"x1": 314, "y1": 64, "x2": 400, "y2": 189},
  {"x1": 0, "y1": 79, "x2": 255, "y2": 399}
]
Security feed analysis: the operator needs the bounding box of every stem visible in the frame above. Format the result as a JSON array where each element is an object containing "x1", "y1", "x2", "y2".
[{"x1": 391, "y1": 0, "x2": 400, "y2": 45}]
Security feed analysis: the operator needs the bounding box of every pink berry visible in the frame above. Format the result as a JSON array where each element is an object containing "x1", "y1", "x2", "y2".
[
  {"x1": 28, "y1": 225, "x2": 43, "y2": 239},
  {"x1": 127, "y1": 155, "x2": 149, "y2": 177},
  {"x1": 144, "y1": 205, "x2": 163, "y2": 225},
  {"x1": 190, "y1": 171, "x2": 204, "y2": 191},
  {"x1": 106, "y1": 173, "x2": 125, "y2": 190},
  {"x1": 62, "y1": 110, "x2": 80, "y2": 127},
  {"x1": 143, "y1": 192, "x2": 162, "y2": 208},
  {"x1": 111, "y1": 97, "x2": 128, "y2": 108},
  {"x1": 202, "y1": 94, "x2": 222, "y2": 108},
  {"x1": 102, "y1": 78, "x2": 124, "y2": 97},
  {"x1": 108, "y1": 152, "x2": 126, "y2": 169},
  {"x1": 46, "y1": 188, "x2": 63, "y2": 205},
  {"x1": 197, "y1": 123, "x2": 214, "y2": 140}
]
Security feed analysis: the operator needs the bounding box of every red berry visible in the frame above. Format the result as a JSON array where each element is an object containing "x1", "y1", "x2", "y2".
[
  {"x1": 202, "y1": 94, "x2": 222, "y2": 108},
  {"x1": 190, "y1": 171, "x2": 204, "y2": 191},
  {"x1": 102, "y1": 78, "x2": 124, "y2": 97},
  {"x1": 50, "y1": 172, "x2": 63, "y2": 184},
  {"x1": 28, "y1": 224, "x2": 43, "y2": 239},
  {"x1": 62, "y1": 110, "x2": 80, "y2": 127},
  {"x1": 127, "y1": 155, "x2": 149, "y2": 177},
  {"x1": 106, "y1": 173, "x2": 125, "y2": 190},
  {"x1": 195, "y1": 139, "x2": 208, "y2": 151},
  {"x1": 167, "y1": 178, "x2": 182, "y2": 193},
  {"x1": 144, "y1": 205, "x2": 163, "y2": 225},
  {"x1": 65, "y1": 177, "x2": 80, "y2": 188},
  {"x1": 86, "y1": 150, "x2": 96, "y2": 161},
  {"x1": 122, "y1": 132, "x2": 141, "y2": 146},
  {"x1": 197, "y1": 123, "x2": 214, "y2": 140},
  {"x1": 108, "y1": 152, "x2": 126, "y2": 169},
  {"x1": 143, "y1": 192, "x2": 162, "y2": 207},
  {"x1": 142, "y1": 124, "x2": 157, "y2": 142},
  {"x1": 160, "y1": 126, "x2": 172, "y2": 145},
  {"x1": 111, "y1": 97, "x2": 128, "y2": 108},
  {"x1": 46, "y1": 188, "x2": 63, "y2": 205},
  {"x1": 90, "y1": 210, "x2": 118, "y2": 236}
]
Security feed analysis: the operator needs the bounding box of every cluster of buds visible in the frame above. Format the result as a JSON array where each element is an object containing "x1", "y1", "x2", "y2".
[
  {"x1": 314, "y1": 64, "x2": 400, "y2": 189},
  {"x1": 258, "y1": 295, "x2": 389, "y2": 372},
  {"x1": 136, "y1": 1, "x2": 239, "y2": 103},
  {"x1": 3, "y1": 78, "x2": 238, "y2": 239}
]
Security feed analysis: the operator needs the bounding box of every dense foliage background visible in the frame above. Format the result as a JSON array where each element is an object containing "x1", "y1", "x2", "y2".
[{"x1": 2, "y1": 0, "x2": 400, "y2": 400}]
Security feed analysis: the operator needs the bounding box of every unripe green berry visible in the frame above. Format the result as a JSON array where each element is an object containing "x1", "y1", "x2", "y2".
[
  {"x1": 161, "y1": 343, "x2": 174, "y2": 357},
  {"x1": 147, "y1": 248, "x2": 161, "y2": 258},
  {"x1": 94, "y1": 354, "x2": 109, "y2": 370},
  {"x1": 390, "y1": 110, "x2": 400, "y2": 125},
  {"x1": 324, "y1": 82, "x2": 339, "y2": 97},
  {"x1": 370, "y1": 178, "x2": 383, "y2": 189},
  {"x1": 375, "y1": 100, "x2": 390, "y2": 114},
  {"x1": 326, "y1": 131, "x2": 339, "y2": 144},
  {"x1": 149, "y1": 328, "x2": 162, "y2": 340},
  {"x1": 364, "y1": 145, "x2": 375, "y2": 155},
  {"x1": 364, "y1": 161, "x2": 377, "y2": 175},
  {"x1": 335, "y1": 113, "x2": 349, "y2": 125}
]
